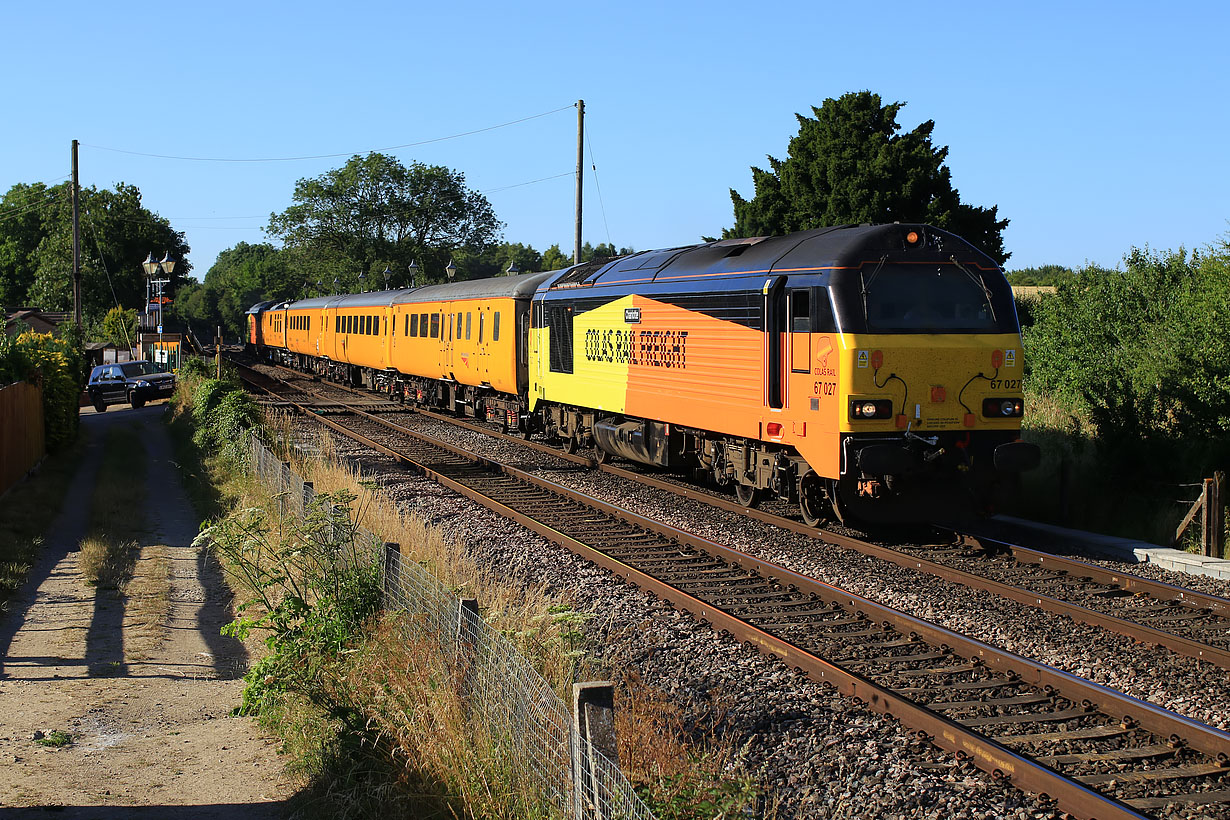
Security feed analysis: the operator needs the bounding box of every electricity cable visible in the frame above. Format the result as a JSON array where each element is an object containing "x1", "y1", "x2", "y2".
[
  {"x1": 585, "y1": 129, "x2": 613, "y2": 250},
  {"x1": 81, "y1": 104, "x2": 576, "y2": 163}
]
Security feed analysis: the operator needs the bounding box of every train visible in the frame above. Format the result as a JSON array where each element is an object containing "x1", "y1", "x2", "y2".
[{"x1": 247, "y1": 223, "x2": 1040, "y2": 525}]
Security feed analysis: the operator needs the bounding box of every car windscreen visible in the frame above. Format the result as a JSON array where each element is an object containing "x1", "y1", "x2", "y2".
[
  {"x1": 862, "y1": 264, "x2": 1003, "y2": 333},
  {"x1": 119, "y1": 362, "x2": 158, "y2": 377}
]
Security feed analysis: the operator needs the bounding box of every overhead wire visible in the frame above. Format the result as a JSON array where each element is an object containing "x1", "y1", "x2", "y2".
[
  {"x1": 585, "y1": 129, "x2": 614, "y2": 249},
  {"x1": 81, "y1": 104, "x2": 577, "y2": 164},
  {"x1": 480, "y1": 171, "x2": 574, "y2": 195},
  {"x1": 0, "y1": 184, "x2": 68, "y2": 223},
  {"x1": 83, "y1": 210, "x2": 135, "y2": 349}
]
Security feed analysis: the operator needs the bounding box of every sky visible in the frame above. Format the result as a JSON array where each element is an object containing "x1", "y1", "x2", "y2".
[{"x1": 2, "y1": 0, "x2": 1228, "y2": 282}]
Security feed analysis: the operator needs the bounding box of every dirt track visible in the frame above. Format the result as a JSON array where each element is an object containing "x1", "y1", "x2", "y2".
[{"x1": 0, "y1": 402, "x2": 295, "y2": 817}]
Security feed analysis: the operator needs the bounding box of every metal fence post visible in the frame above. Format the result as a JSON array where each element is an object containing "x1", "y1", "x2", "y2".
[
  {"x1": 302, "y1": 480, "x2": 314, "y2": 518},
  {"x1": 383, "y1": 542, "x2": 401, "y2": 610},
  {"x1": 572, "y1": 681, "x2": 617, "y2": 820}
]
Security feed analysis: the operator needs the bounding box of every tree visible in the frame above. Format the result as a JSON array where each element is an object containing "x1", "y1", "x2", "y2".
[
  {"x1": 0, "y1": 181, "x2": 190, "y2": 319},
  {"x1": 266, "y1": 153, "x2": 502, "y2": 289},
  {"x1": 101, "y1": 306, "x2": 138, "y2": 349},
  {"x1": 725, "y1": 91, "x2": 1010, "y2": 264},
  {"x1": 541, "y1": 244, "x2": 572, "y2": 271}
]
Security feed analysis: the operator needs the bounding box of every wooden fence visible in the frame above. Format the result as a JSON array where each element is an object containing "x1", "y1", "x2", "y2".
[{"x1": 0, "y1": 381, "x2": 45, "y2": 498}]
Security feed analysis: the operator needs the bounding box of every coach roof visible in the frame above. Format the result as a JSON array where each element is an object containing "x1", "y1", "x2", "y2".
[{"x1": 392, "y1": 269, "x2": 556, "y2": 305}]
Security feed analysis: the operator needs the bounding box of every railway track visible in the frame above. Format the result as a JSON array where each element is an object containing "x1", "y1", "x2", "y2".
[
  {"x1": 232, "y1": 358, "x2": 1230, "y2": 819},
  {"x1": 238, "y1": 359, "x2": 1230, "y2": 672}
]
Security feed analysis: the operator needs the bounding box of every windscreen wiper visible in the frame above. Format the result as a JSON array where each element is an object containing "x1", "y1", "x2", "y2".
[{"x1": 949, "y1": 255, "x2": 997, "y2": 323}]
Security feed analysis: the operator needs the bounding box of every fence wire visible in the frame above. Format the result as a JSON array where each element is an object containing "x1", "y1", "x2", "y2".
[{"x1": 248, "y1": 436, "x2": 657, "y2": 820}]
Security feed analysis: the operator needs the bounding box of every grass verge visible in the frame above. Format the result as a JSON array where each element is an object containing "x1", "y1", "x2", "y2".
[{"x1": 173, "y1": 358, "x2": 764, "y2": 818}]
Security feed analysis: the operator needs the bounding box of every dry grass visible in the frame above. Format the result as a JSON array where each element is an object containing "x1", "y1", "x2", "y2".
[
  {"x1": 79, "y1": 426, "x2": 146, "y2": 587},
  {"x1": 0, "y1": 432, "x2": 85, "y2": 611},
  {"x1": 77, "y1": 424, "x2": 170, "y2": 661},
  {"x1": 192, "y1": 400, "x2": 763, "y2": 816}
]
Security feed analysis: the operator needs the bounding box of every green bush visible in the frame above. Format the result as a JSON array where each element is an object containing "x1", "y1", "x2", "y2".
[
  {"x1": 190, "y1": 377, "x2": 260, "y2": 464},
  {"x1": 1, "y1": 328, "x2": 85, "y2": 451},
  {"x1": 1025, "y1": 244, "x2": 1230, "y2": 480},
  {"x1": 198, "y1": 490, "x2": 383, "y2": 716}
]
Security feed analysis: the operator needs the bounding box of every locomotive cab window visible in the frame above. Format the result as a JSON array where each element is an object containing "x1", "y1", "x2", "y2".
[{"x1": 863, "y1": 264, "x2": 1000, "y2": 333}]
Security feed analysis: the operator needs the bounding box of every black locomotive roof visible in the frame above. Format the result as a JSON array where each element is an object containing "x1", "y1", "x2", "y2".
[
  {"x1": 245, "y1": 300, "x2": 281, "y2": 315},
  {"x1": 543, "y1": 224, "x2": 999, "y2": 291}
]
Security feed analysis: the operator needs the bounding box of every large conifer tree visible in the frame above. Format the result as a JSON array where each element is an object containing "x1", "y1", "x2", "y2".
[{"x1": 726, "y1": 91, "x2": 1009, "y2": 264}]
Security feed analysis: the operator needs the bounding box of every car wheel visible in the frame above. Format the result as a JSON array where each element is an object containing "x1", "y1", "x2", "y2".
[
  {"x1": 93, "y1": 397, "x2": 107, "y2": 413},
  {"x1": 129, "y1": 393, "x2": 146, "y2": 409}
]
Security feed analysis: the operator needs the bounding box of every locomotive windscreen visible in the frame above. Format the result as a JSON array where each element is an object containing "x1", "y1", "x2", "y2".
[{"x1": 861, "y1": 264, "x2": 1008, "y2": 333}]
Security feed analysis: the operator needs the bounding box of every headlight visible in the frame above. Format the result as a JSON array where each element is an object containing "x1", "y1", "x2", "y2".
[
  {"x1": 136, "y1": 380, "x2": 151, "y2": 388},
  {"x1": 849, "y1": 398, "x2": 894, "y2": 420},
  {"x1": 982, "y1": 397, "x2": 1023, "y2": 418}
]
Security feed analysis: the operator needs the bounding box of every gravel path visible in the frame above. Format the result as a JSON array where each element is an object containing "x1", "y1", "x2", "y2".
[{"x1": 0, "y1": 404, "x2": 294, "y2": 817}]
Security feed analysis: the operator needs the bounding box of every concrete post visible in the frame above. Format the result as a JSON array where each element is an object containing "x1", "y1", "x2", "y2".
[
  {"x1": 571, "y1": 681, "x2": 617, "y2": 820},
  {"x1": 382, "y1": 542, "x2": 401, "y2": 610}
]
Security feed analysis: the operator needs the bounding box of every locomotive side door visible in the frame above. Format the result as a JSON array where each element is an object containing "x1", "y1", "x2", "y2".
[{"x1": 763, "y1": 276, "x2": 786, "y2": 410}]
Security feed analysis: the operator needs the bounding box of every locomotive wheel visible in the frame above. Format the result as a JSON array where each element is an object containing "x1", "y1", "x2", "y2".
[
  {"x1": 595, "y1": 446, "x2": 611, "y2": 465},
  {"x1": 799, "y1": 472, "x2": 827, "y2": 528},
  {"x1": 734, "y1": 482, "x2": 761, "y2": 508},
  {"x1": 562, "y1": 435, "x2": 579, "y2": 455}
]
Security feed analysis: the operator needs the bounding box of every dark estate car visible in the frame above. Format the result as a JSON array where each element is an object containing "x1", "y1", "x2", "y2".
[{"x1": 86, "y1": 360, "x2": 177, "y2": 412}]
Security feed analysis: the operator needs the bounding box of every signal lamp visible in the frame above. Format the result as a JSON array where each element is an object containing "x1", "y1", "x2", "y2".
[
  {"x1": 905, "y1": 230, "x2": 920, "y2": 245},
  {"x1": 766, "y1": 422, "x2": 783, "y2": 437}
]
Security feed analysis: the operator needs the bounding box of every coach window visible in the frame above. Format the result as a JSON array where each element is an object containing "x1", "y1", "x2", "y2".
[
  {"x1": 493, "y1": 311, "x2": 501, "y2": 342},
  {"x1": 430, "y1": 313, "x2": 440, "y2": 338},
  {"x1": 457, "y1": 313, "x2": 463, "y2": 340},
  {"x1": 420, "y1": 313, "x2": 428, "y2": 335},
  {"x1": 466, "y1": 312, "x2": 472, "y2": 340},
  {"x1": 478, "y1": 312, "x2": 484, "y2": 343},
  {"x1": 790, "y1": 289, "x2": 811, "y2": 373},
  {"x1": 410, "y1": 314, "x2": 418, "y2": 337}
]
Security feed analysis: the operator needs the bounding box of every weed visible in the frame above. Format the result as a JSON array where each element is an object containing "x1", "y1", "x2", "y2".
[{"x1": 36, "y1": 730, "x2": 74, "y2": 748}]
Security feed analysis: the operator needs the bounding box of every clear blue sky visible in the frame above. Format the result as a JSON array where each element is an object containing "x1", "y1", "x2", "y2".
[{"x1": 3, "y1": 0, "x2": 1227, "y2": 281}]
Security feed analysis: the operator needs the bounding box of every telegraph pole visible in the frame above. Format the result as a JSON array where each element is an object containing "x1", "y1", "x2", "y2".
[
  {"x1": 71, "y1": 139, "x2": 81, "y2": 327},
  {"x1": 574, "y1": 100, "x2": 584, "y2": 265}
]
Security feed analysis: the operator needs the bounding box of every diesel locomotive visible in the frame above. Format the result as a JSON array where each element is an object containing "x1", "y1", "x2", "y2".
[{"x1": 248, "y1": 223, "x2": 1039, "y2": 525}]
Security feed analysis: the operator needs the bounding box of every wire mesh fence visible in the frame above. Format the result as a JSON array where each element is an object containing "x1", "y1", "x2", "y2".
[{"x1": 247, "y1": 435, "x2": 657, "y2": 820}]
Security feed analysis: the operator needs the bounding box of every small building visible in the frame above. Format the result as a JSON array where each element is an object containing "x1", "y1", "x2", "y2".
[
  {"x1": 84, "y1": 342, "x2": 134, "y2": 369},
  {"x1": 4, "y1": 307, "x2": 72, "y2": 337},
  {"x1": 137, "y1": 332, "x2": 182, "y2": 372}
]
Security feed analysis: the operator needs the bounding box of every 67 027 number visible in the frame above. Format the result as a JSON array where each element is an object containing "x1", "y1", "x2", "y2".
[{"x1": 989, "y1": 379, "x2": 1021, "y2": 390}]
